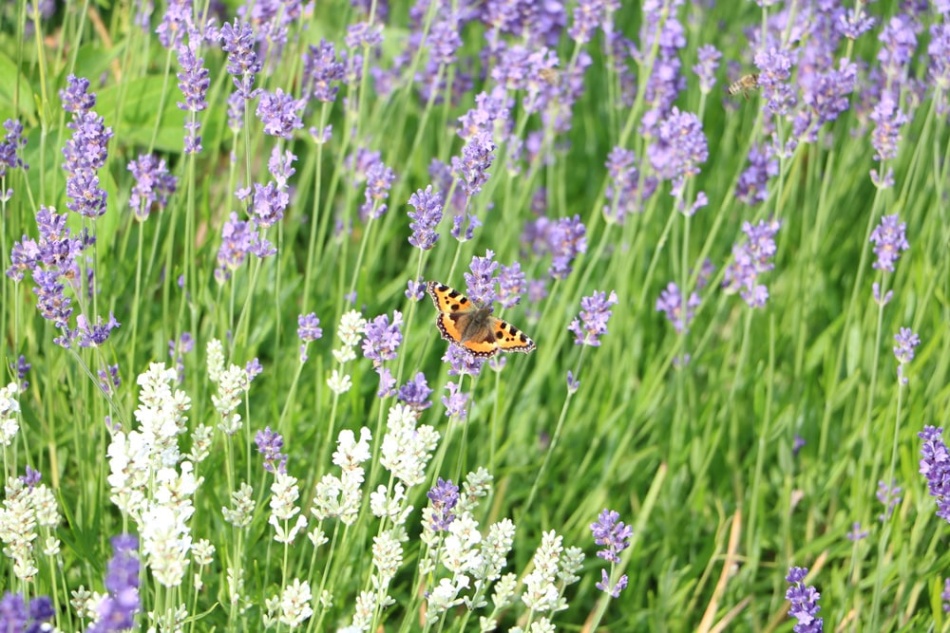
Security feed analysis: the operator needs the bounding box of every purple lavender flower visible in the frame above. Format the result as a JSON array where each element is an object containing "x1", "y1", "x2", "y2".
[
  {"x1": 407, "y1": 186, "x2": 443, "y2": 250},
  {"x1": 62, "y1": 104, "x2": 113, "y2": 219},
  {"x1": 13, "y1": 355, "x2": 30, "y2": 390},
  {"x1": 444, "y1": 344, "x2": 485, "y2": 377},
  {"x1": 302, "y1": 39, "x2": 345, "y2": 103},
  {"x1": 169, "y1": 333, "x2": 193, "y2": 383},
  {"x1": 656, "y1": 282, "x2": 700, "y2": 333},
  {"x1": 376, "y1": 367, "x2": 396, "y2": 399},
  {"x1": 156, "y1": 0, "x2": 191, "y2": 50},
  {"x1": 568, "y1": 0, "x2": 611, "y2": 44},
  {"x1": 76, "y1": 313, "x2": 120, "y2": 347},
  {"x1": 893, "y1": 327, "x2": 920, "y2": 385},
  {"x1": 398, "y1": 372, "x2": 432, "y2": 411},
  {"x1": 876, "y1": 479, "x2": 902, "y2": 521},
  {"x1": 877, "y1": 15, "x2": 918, "y2": 82},
  {"x1": 345, "y1": 21, "x2": 383, "y2": 49},
  {"x1": 88, "y1": 534, "x2": 140, "y2": 633},
  {"x1": 736, "y1": 145, "x2": 778, "y2": 206},
  {"x1": 919, "y1": 425, "x2": 950, "y2": 522},
  {"x1": 795, "y1": 60, "x2": 857, "y2": 143},
  {"x1": 256, "y1": 88, "x2": 305, "y2": 139},
  {"x1": 451, "y1": 132, "x2": 495, "y2": 199},
  {"x1": 793, "y1": 435, "x2": 805, "y2": 457},
  {"x1": 255, "y1": 426, "x2": 288, "y2": 474},
  {"x1": 0, "y1": 119, "x2": 28, "y2": 178},
  {"x1": 464, "y1": 250, "x2": 498, "y2": 304},
  {"x1": 19, "y1": 465, "x2": 41, "y2": 487},
  {"x1": 595, "y1": 568, "x2": 628, "y2": 599},
  {"x1": 566, "y1": 370, "x2": 580, "y2": 393},
  {"x1": 176, "y1": 41, "x2": 210, "y2": 114},
  {"x1": 60, "y1": 74, "x2": 96, "y2": 113},
  {"x1": 297, "y1": 313, "x2": 322, "y2": 343},
  {"x1": 569, "y1": 290, "x2": 618, "y2": 347},
  {"x1": 360, "y1": 160, "x2": 395, "y2": 221},
  {"x1": 693, "y1": 44, "x2": 721, "y2": 94},
  {"x1": 722, "y1": 219, "x2": 781, "y2": 308},
  {"x1": 406, "y1": 278, "x2": 426, "y2": 301},
  {"x1": 246, "y1": 358, "x2": 263, "y2": 381},
  {"x1": 603, "y1": 147, "x2": 656, "y2": 223},
  {"x1": 215, "y1": 212, "x2": 256, "y2": 282},
  {"x1": 590, "y1": 509, "x2": 632, "y2": 563},
  {"x1": 442, "y1": 381, "x2": 469, "y2": 419},
  {"x1": 549, "y1": 215, "x2": 587, "y2": 280},
  {"x1": 220, "y1": 20, "x2": 261, "y2": 99},
  {"x1": 426, "y1": 478, "x2": 459, "y2": 531},
  {"x1": 869, "y1": 214, "x2": 909, "y2": 272},
  {"x1": 838, "y1": 7, "x2": 876, "y2": 40},
  {"x1": 928, "y1": 24, "x2": 950, "y2": 110},
  {"x1": 0, "y1": 592, "x2": 54, "y2": 632},
  {"x1": 785, "y1": 567, "x2": 823, "y2": 633},
  {"x1": 846, "y1": 522, "x2": 869, "y2": 541},
  {"x1": 429, "y1": 16, "x2": 462, "y2": 66},
  {"x1": 647, "y1": 107, "x2": 708, "y2": 197},
  {"x1": 249, "y1": 182, "x2": 289, "y2": 228},
  {"x1": 869, "y1": 93, "x2": 908, "y2": 166},
  {"x1": 267, "y1": 147, "x2": 296, "y2": 188},
  {"x1": 128, "y1": 154, "x2": 177, "y2": 221},
  {"x1": 754, "y1": 47, "x2": 796, "y2": 117},
  {"x1": 497, "y1": 262, "x2": 525, "y2": 309},
  {"x1": 361, "y1": 311, "x2": 403, "y2": 367},
  {"x1": 943, "y1": 578, "x2": 950, "y2": 613}
]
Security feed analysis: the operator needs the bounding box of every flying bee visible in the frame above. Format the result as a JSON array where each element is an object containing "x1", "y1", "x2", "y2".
[
  {"x1": 727, "y1": 73, "x2": 760, "y2": 99},
  {"x1": 539, "y1": 67, "x2": 559, "y2": 86}
]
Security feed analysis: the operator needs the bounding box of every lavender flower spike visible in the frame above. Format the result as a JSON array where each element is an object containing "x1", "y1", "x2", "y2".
[
  {"x1": 785, "y1": 567, "x2": 823, "y2": 633},
  {"x1": 869, "y1": 214, "x2": 909, "y2": 272},
  {"x1": 919, "y1": 426, "x2": 950, "y2": 523},
  {"x1": 568, "y1": 290, "x2": 618, "y2": 346}
]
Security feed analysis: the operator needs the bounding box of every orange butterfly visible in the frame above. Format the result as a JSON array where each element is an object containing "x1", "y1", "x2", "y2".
[{"x1": 426, "y1": 281, "x2": 536, "y2": 358}]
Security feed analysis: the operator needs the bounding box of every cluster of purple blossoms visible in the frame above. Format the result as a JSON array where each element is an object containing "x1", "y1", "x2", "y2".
[
  {"x1": 603, "y1": 147, "x2": 657, "y2": 223},
  {"x1": 88, "y1": 535, "x2": 140, "y2": 633},
  {"x1": 442, "y1": 380, "x2": 470, "y2": 419},
  {"x1": 214, "y1": 212, "x2": 276, "y2": 282},
  {"x1": 156, "y1": 0, "x2": 190, "y2": 50},
  {"x1": 647, "y1": 107, "x2": 708, "y2": 198},
  {"x1": 794, "y1": 59, "x2": 857, "y2": 143},
  {"x1": 878, "y1": 15, "x2": 919, "y2": 84},
  {"x1": 722, "y1": 219, "x2": 781, "y2": 309},
  {"x1": 569, "y1": 290, "x2": 618, "y2": 347},
  {"x1": 736, "y1": 145, "x2": 778, "y2": 206},
  {"x1": 568, "y1": 0, "x2": 616, "y2": 45},
  {"x1": 362, "y1": 311, "x2": 403, "y2": 368},
  {"x1": 943, "y1": 578, "x2": 950, "y2": 613},
  {"x1": 876, "y1": 479, "x2": 902, "y2": 521},
  {"x1": 452, "y1": 132, "x2": 495, "y2": 201},
  {"x1": 636, "y1": 0, "x2": 687, "y2": 131},
  {"x1": 257, "y1": 88, "x2": 305, "y2": 140},
  {"x1": 929, "y1": 23, "x2": 950, "y2": 115},
  {"x1": 20, "y1": 465, "x2": 41, "y2": 488},
  {"x1": 692, "y1": 44, "x2": 721, "y2": 94},
  {"x1": 846, "y1": 522, "x2": 869, "y2": 542},
  {"x1": 893, "y1": 327, "x2": 920, "y2": 385},
  {"x1": 0, "y1": 118, "x2": 28, "y2": 183},
  {"x1": 61, "y1": 75, "x2": 113, "y2": 219},
  {"x1": 920, "y1": 425, "x2": 950, "y2": 522},
  {"x1": 426, "y1": 478, "x2": 460, "y2": 531},
  {"x1": 297, "y1": 312, "x2": 322, "y2": 362},
  {"x1": 496, "y1": 262, "x2": 525, "y2": 309},
  {"x1": 464, "y1": 250, "x2": 499, "y2": 304},
  {"x1": 869, "y1": 92, "x2": 908, "y2": 181},
  {"x1": 0, "y1": 592, "x2": 54, "y2": 632},
  {"x1": 427, "y1": 158, "x2": 478, "y2": 241},
  {"x1": 220, "y1": 20, "x2": 261, "y2": 100},
  {"x1": 755, "y1": 47, "x2": 797, "y2": 118},
  {"x1": 168, "y1": 332, "x2": 194, "y2": 383},
  {"x1": 176, "y1": 36, "x2": 210, "y2": 154},
  {"x1": 407, "y1": 185, "x2": 443, "y2": 250},
  {"x1": 869, "y1": 214, "x2": 909, "y2": 272},
  {"x1": 656, "y1": 282, "x2": 700, "y2": 333},
  {"x1": 360, "y1": 159, "x2": 396, "y2": 221},
  {"x1": 443, "y1": 343, "x2": 485, "y2": 377},
  {"x1": 521, "y1": 214, "x2": 588, "y2": 280},
  {"x1": 128, "y1": 154, "x2": 177, "y2": 221},
  {"x1": 302, "y1": 39, "x2": 345, "y2": 104},
  {"x1": 398, "y1": 372, "x2": 433, "y2": 412},
  {"x1": 13, "y1": 355, "x2": 30, "y2": 391},
  {"x1": 590, "y1": 509, "x2": 631, "y2": 598},
  {"x1": 785, "y1": 567, "x2": 823, "y2": 633},
  {"x1": 255, "y1": 427, "x2": 288, "y2": 474}
]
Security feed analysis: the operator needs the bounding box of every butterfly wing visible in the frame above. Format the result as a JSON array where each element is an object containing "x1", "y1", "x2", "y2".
[
  {"x1": 427, "y1": 282, "x2": 473, "y2": 315},
  {"x1": 490, "y1": 317, "x2": 536, "y2": 353}
]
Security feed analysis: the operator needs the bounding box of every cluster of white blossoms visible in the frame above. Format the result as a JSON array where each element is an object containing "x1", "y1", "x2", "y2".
[
  {"x1": 311, "y1": 427, "x2": 372, "y2": 530},
  {"x1": 207, "y1": 339, "x2": 252, "y2": 435},
  {"x1": 106, "y1": 363, "x2": 204, "y2": 591},
  {"x1": 509, "y1": 531, "x2": 584, "y2": 633},
  {"x1": 380, "y1": 403, "x2": 440, "y2": 487},
  {"x1": 264, "y1": 578, "x2": 313, "y2": 629},
  {"x1": 327, "y1": 310, "x2": 366, "y2": 395},
  {"x1": 0, "y1": 382, "x2": 20, "y2": 446},
  {"x1": 0, "y1": 476, "x2": 61, "y2": 581},
  {"x1": 269, "y1": 471, "x2": 307, "y2": 545}
]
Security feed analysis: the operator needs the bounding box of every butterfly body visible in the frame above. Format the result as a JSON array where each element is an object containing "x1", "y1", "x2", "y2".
[{"x1": 426, "y1": 281, "x2": 536, "y2": 358}]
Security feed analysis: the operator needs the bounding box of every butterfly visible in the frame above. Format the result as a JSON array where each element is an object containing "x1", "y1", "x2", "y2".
[{"x1": 426, "y1": 281, "x2": 536, "y2": 358}]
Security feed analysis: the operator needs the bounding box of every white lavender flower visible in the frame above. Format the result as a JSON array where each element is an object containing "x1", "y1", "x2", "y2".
[
  {"x1": 380, "y1": 403, "x2": 440, "y2": 487},
  {"x1": 0, "y1": 382, "x2": 20, "y2": 446},
  {"x1": 521, "y1": 531, "x2": 567, "y2": 613},
  {"x1": 222, "y1": 482, "x2": 255, "y2": 528},
  {"x1": 327, "y1": 369, "x2": 353, "y2": 395},
  {"x1": 278, "y1": 578, "x2": 313, "y2": 627}
]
